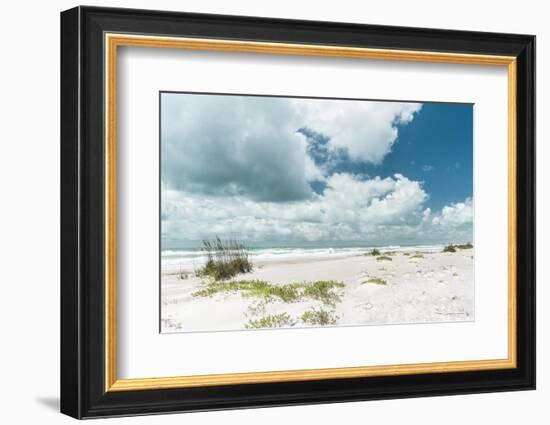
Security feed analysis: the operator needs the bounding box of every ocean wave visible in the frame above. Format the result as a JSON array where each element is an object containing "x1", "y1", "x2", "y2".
[{"x1": 160, "y1": 244, "x2": 444, "y2": 272}]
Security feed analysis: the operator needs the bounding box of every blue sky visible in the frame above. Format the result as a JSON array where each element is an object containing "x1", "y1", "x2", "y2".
[
  {"x1": 161, "y1": 93, "x2": 473, "y2": 246},
  {"x1": 317, "y1": 102, "x2": 473, "y2": 213}
]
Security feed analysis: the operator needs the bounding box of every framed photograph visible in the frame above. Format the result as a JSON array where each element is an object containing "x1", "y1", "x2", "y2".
[{"x1": 60, "y1": 6, "x2": 535, "y2": 419}]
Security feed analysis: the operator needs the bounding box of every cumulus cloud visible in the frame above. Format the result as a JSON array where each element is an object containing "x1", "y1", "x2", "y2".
[
  {"x1": 161, "y1": 93, "x2": 315, "y2": 202},
  {"x1": 161, "y1": 93, "x2": 421, "y2": 202},
  {"x1": 431, "y1": 198, "x2": 473, "y2": 227},
  {"x1": 161, "y1": 174, "x2": 460, "y2": 244},
  {"x1": 160, "y1": 92, "x2": 471, "y2": 245},
  {"x1": 292, "y1": 98, "x2": 421, "y2": 163}
]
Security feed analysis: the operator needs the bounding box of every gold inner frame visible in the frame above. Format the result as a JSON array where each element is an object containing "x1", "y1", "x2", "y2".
[{"x1": 104, "y1": 33, "x2": 517, "y2": 392}]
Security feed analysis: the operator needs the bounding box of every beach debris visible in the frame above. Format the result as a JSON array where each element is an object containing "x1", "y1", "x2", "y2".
[{"x1": 177, "y1": 264, "x2": 189, "y2": 280}]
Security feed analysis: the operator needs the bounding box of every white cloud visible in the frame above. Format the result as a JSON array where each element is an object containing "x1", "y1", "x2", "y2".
[
  {"x1": 161, "y1": 93, "x2": 316, "y2": 202},
  {"x1": 292, "y1": 99, "x2": 422, "y2": 163},
  {"x1": 161, "y1": 94, "x2": 422, "y2": 202},
  {"x1": 431, "y1": 198, "x2": 473, "y2": 227},
  {"x1": 163, "y1": 176, "x2": 473, "y2": 245},
  {"x1": 160, "y1": 93, "x2": 471, "y2": 246},
  {"x1": 161, "y1": 174, "x2": 470, "y2": 244}
]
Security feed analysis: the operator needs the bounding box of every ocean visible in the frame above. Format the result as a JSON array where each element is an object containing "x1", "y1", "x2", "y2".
[{"x1": 160, "y1": 242, "x2": 444, "y2": 274}]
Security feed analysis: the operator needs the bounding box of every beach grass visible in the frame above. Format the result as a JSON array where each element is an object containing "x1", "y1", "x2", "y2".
[
  {"x1": 443, "y1": 242, "x2": 473, "y2": 253},
  {"x1": 192, "y1": 279, "x2": 301, "y2": 302},
  {"x1": 192, "y1": 279, "x2": 344, "y2": 307},
  {"x1": 301, "y1": 308, "x2": 338, "y2": 325},
  {"x1": 245, "y1": 313, "x2": 294, "y2": 329},
  {"x1": 241, "y1": 281, "x2": 302, "y2": 303},
  {"x1": 410, "y1": 253, "x2": 424, "y2": 259},
  {"x1": 365, "y1": 248, "x2": 381, "y2": 256},
  {"x1": 302, "y1": 280, "x2": 345, "y2": 306},
  {"x1": 197, "y1": 237, "x2": 252, "y2": 280},
  {"x1": 362, "y1": 277, "x2": 387, "y2": 285},
  {"x1": 376, "y1": 255, "x2": 393, "y2": 261}
]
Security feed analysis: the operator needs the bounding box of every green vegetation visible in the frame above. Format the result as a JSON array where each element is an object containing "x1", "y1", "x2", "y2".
[
  {"x1": 403, "y1": 252, "x2": 410, "y2": 256},
  {"x1": 443, "y1": 242, "x2": 473, "y2": 253},
  {"x1": 302, "y1": 280, "x2": 345, "y2": 306},
  {"x1": 362, "y1": 277, "x2": 387, "y2": 285},
  {"x1": 246, "y1": 301, "x2": 267, "y2": 317},
  {"x1": 376, "y1": 255, "x2": 393, "y2": 261},
  {"x1": 192, "y1": 279, "x2": 301, "y2": 302},
  {"x1": 197, "y1": 237, "x2": 252, "y2": 280},
  {"x1": 193, "y1": 279, "x2": 344, "y2": 307},
  {"x1": 245, "y1": 308, "x2": 341, "y2": 329},
  {"x1": 410, "y1": 253, "x2": 424, "y2": 259},
  {"x1": 301, "y1": 308, "x2": 338, "y2": 326},
  {"x1": 245, "y1": 313, "x2": 294, "y2": 329},
  {"x1": 365, "y1": 248, "x2": 381, "y2": 256}
]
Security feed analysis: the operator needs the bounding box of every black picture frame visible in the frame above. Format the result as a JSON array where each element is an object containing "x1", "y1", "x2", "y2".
[{"x1": 61, "y1": 5, "x2": 535, "y2": 419}]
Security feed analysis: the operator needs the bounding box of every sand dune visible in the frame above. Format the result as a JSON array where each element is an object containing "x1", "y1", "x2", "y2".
[{"x1": 161, "y1": 248, "x2": 474, "y2": 333}]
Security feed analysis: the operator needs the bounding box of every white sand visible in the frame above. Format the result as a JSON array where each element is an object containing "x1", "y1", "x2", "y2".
[{"x1": 161, "y1": 248, "x2": 474, "y2": 333}]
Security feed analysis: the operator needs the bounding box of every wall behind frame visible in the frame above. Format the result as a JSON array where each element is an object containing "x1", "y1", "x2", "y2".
[{"x1": 0, "y1": 1, "x2": 543, "y2": 424}]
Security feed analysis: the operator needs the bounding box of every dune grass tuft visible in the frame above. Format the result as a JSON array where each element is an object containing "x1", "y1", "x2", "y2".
[
  {"x1": 443, "y1": 244, "x2": 457, "y2": 253},
  {"x1": 365, "y1": 248, "x2": 381, "y2": 256},
  {"x1": 301, "y1": 308, "x2": 339, "y2": 325},
  {"x1": 455, "y1": 242, "x2": 473, "y2": 249},
  {"x1": 197, "y1": 237, "x2": 252, "y2": 280},
  {"x1": 410, "y1": 253, "x2": 424, "y2": 259},
  {"x1": 245, "y1": 313, "x2": 294, "y2": 329},
  {"x1": 362, "y1": 277, "x2": 387, "y2": 285},
  {"x1": 192, "y1": 280, "x2": 301, "y2": 302},
  {"x1": 193, "y1": 279, "x2": 344, "y2": 307},
  {"x1": 376, "y1": 255, "x2": 393, "y2": 261},
  {"x1": 302, "y1": 280, "x2": 345, "y2": 306}
]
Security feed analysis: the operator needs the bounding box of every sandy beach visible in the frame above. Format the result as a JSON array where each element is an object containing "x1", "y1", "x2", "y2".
[{"x1": 161, "y1": 247, "x2": 474, "y2": 333}]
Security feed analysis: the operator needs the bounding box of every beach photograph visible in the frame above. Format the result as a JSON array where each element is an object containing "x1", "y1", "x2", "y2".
[{"x1": 160, "y1": 92, "x2": 474, "y2": 333}]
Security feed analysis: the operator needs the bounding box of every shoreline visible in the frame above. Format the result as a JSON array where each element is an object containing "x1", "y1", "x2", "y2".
[{"x1": 161, "y1": 245, "x2": 450, "y2": 276}]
